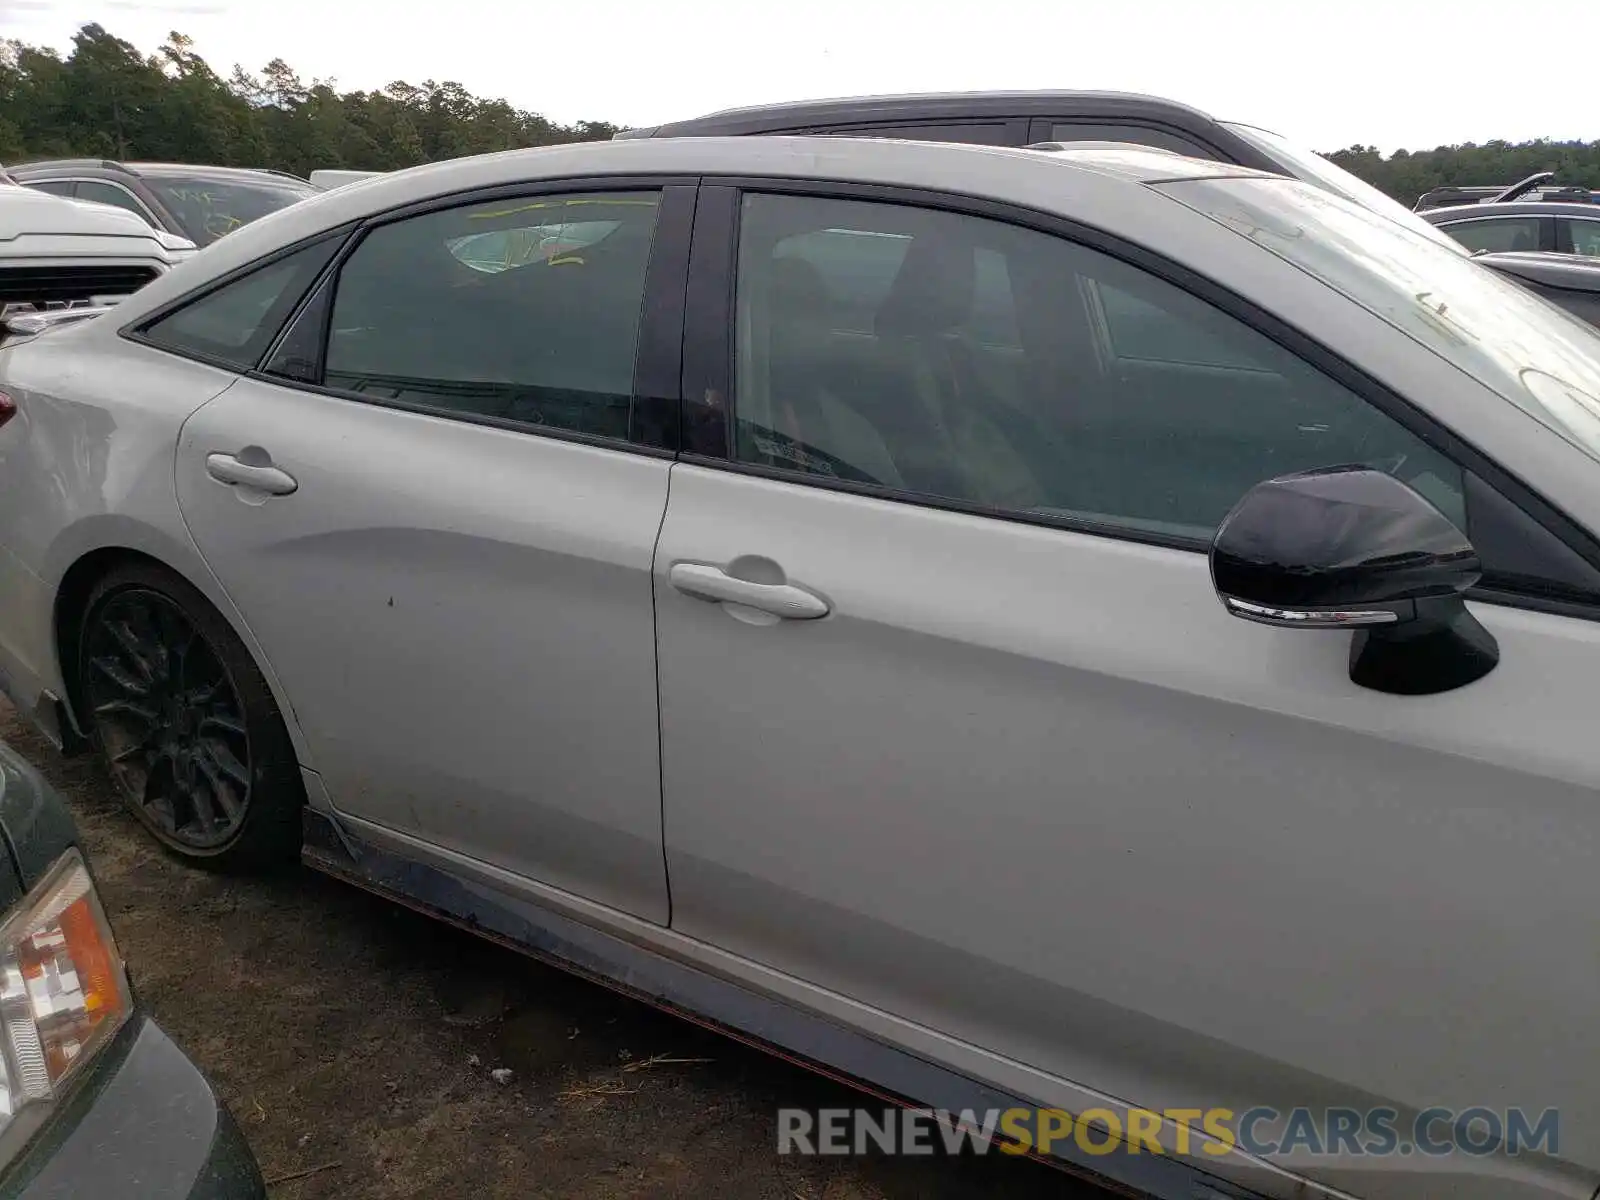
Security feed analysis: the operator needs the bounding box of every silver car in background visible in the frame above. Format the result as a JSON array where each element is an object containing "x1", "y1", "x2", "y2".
[{"x1": 3, "y1": 136, "x2": 1600, "y2": 1200}]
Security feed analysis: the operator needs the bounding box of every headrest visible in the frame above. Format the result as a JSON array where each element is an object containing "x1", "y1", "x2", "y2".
[
  {"x1": 874, "y1": 233, "x2": 975, "y2": 337},
  {"x1": 769, "y1": 254, "x2": 832, "y2": 315}
]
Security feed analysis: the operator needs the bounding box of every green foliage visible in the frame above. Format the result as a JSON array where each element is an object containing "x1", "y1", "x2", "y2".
[
  {"x1": 1326, "y1": 139, "x2": 1600, "y2": 203},
  {"x1": 0, "y1": 24, "x2": 618, "y2": 176}
]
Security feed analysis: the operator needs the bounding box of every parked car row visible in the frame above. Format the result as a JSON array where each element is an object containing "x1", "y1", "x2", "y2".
[
  {"x1": 613, "y1": 92, "x2": 1600, "y2": 329},
  {"x1": 1414, "y1": 170, "x2": 1597, "y2": 210},
  {"x1": 7, "y1": 101, "x2": 1596, "y2": 329},
  {"x1": 1420, "y1": 196, "x2": 1600, "y2": 256},
  {"x1": 0, "y1": 184, "x2": 196, "y2": 335},
  {"x1": 2, "y1": 159, "x2": 322, "y2": 247}
]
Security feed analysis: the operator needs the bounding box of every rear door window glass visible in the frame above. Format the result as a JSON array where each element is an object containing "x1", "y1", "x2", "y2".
[{"x1": 321, "y1": 191, "x2": 660, "y2": 441}]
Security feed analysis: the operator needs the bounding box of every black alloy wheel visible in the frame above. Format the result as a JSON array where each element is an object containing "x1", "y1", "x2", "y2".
[
  {"x1": 83, "y1": 586, "x2": 251, "y2": 849},
  {"x1": 78, "y1": 563, "x2": 302, "y2": 868}
]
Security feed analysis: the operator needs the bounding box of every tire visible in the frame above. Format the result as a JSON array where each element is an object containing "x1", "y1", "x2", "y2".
[{"x1": 76, "y1": 562, "x2": 303, "y2": 871}]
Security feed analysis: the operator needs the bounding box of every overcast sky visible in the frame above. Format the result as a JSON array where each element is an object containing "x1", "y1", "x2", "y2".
[{"x1": 3, "y1": 0, "x2": 1596, "y2": 154}]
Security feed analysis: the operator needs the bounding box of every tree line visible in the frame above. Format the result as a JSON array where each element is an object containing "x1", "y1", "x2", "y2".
[
  {"x1": 4, "y1": 24, "x2": 1599, "y2": 205},
  {"x1": 0, "y1": 25, "x2": 618, "y2": 179}
]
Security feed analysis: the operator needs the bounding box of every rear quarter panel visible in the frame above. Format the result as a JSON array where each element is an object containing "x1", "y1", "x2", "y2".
[{"x1": 0, "y1": 327, "x2": 314, "y2": 764}]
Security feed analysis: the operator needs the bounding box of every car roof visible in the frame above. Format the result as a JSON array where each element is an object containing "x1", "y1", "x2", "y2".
[
  {"x1": 124, "y1": 163, "x2": 316, "y2": 186},
  {"x1": 1423, "y1": 200, "x2": 1600, "y2": 222},
  {"x1": 7, "y1": 159, "x2": 313, "y2": 187},
  {"x1": 616, "y1": 89, "x2": 1229, "y2": 138},
  {"x1": 107, "y1": 135, "x2": 1276, "y2": 323},
  {"x1": 1473, "y1": 250, "x2": 1600, "y2": 293}
]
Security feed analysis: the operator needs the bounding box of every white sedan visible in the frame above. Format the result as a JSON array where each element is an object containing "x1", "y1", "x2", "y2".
[{"x1": 3, "y1": 135, "x2": 1600, "y2": 1200}]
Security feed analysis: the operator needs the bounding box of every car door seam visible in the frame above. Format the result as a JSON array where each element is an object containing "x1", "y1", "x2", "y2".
[
  {"x1": 652, "y1": 462, "x2": 676, "y2": 928},
  {"x1": 169, "y1": 376, "x2": 305, "y2": 736}
]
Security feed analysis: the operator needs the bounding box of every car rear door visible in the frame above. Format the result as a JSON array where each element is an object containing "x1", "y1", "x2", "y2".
[
  {"x1": 653, "y1": 180, "x2": 1600, "y2": 1200},
  {"x1": 163, "y1": 181, "x2": 694, "y2": 924}
]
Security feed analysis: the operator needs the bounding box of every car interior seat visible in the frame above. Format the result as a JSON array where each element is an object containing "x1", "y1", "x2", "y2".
[
  {"x1": 762, "y1": 255, "x2": 905, "y2": 486},
  {"x1": 867, "y1": 232, "x2": 1043, "y2": 507}
]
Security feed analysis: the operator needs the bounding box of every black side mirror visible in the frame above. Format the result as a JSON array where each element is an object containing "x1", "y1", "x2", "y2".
[{"x1": 1211, "y1": 466, "x2": 1499, "y2": 695}]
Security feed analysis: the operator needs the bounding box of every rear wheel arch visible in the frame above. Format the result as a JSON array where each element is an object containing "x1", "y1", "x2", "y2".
[
  {"x1": 57, "y1": 550, "x2": 307, "y2": 869},
  {"x1": 52, "y1": 547, "x2": 307, "y2": 761}
]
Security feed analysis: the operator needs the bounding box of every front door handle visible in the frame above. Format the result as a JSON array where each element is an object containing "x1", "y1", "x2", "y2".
[
  {"x1": 205, "y1": 452, "x2": 298, "y2": 496},
  {"x1": 668, "y1": 561, "x2": 830, "y2": 620}
]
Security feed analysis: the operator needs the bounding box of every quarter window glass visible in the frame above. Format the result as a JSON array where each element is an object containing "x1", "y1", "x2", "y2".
[
  {"x1": 73, "y1": 180, "x2": 154, "y2": 225},
  {"x1": 323, "y1": 192, "x2": 658, "y2": 440},
  {"x1": 732, "y1": 192, "x2": 1464, "y2": 542},
  {"x1": 1439, "y1": 217, "x2": 1542, "y2": 254},
  {"x1": 25, "y1": 180, "x2": 76, "y2": 197},
  {"x1": 1568, "y1": 220, "x2": 1600, "y2": 257},
  {"x1": 140, "y1": 237, "x2": 342, "y2": 369}
]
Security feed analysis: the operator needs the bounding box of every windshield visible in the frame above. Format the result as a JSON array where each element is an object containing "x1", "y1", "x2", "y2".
[
  {"x1": 1221, "y1": 123, "x2": 1467, "y2": 254},
  {"x1": 1163, "y1": 173, "x2": 1600, "y2": 465},
  {"x1": 143, "y1": 173, "x2": 318, "y2": 246}
]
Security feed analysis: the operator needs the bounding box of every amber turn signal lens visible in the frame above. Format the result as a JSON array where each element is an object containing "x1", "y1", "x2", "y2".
[{"x1": 0, "y1": 851, "x2": 132, "y2": 1119}]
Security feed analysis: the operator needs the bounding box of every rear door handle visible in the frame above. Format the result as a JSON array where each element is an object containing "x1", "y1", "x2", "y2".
[
  {"x1": 668, "y1": 562, "x2": 830, "y2": 620},
  {"x1": 205, "y1": 452, "x2": 298, "y2": 496}
]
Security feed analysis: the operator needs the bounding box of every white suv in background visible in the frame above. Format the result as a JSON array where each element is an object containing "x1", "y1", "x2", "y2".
[{"x1": 1, "y1": 183, "x2": 194, "y2": 328}]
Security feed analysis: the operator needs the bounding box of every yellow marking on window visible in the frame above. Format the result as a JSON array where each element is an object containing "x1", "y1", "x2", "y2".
[{"x1": 467, "y1": 196, "x2": 658, "y2": 220}]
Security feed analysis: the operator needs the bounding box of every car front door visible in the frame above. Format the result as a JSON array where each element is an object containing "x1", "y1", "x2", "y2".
[
  {"x1": 167, "y1": 182, "x2": 693, "y2": 923},
  {"x1": 653, "y1": 184, "x2": 1600, "y2": 1198}
]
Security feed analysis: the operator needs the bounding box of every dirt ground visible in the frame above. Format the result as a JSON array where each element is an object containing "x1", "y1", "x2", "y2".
[{"x1": 0, "y1": 700, "x2": 1113, "y2": 1200}]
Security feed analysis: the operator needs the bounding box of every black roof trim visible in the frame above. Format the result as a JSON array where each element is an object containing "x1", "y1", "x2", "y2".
[
  {"x1": 7, "y1": 158, "x2": 135, "y2": 176},
  {"x1": 618, "y1": 89, "x2": 1224, "y2": 139},
  {"x1": 123, "y1": 163, "x2": 316, "y2": 185},
  {"x1": 1423, "y1": 200, "x2": 1600, "y2": 222},
  {"x1": 7, "y1": 158, "x2": 314, "y2": 187}
]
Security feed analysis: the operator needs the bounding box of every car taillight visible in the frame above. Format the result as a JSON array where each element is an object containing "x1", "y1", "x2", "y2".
[{"x1": 0, "y1": 391, "x2": 14, "y2": 430}]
